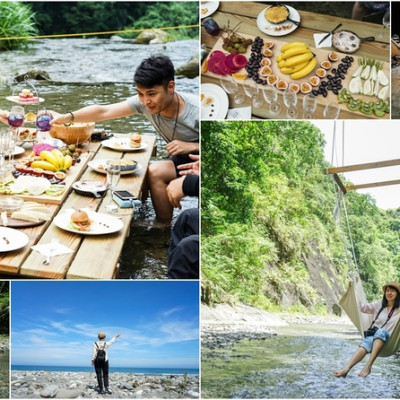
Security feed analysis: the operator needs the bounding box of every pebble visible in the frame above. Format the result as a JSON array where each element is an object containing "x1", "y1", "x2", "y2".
[{"x1": 11, "y1": 371, "x2": 199, "y2": 399}]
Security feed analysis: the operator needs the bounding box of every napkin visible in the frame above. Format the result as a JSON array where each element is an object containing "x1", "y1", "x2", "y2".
[
  {"x1": 31, "y1": 241, "x2": 74, "y2": 257},
  {"x1": 314, "y1": 33, "x2": 332, "y2": 48},
  {"x1": 227, "y1": 106, "x2": 252, "y2": 120}
]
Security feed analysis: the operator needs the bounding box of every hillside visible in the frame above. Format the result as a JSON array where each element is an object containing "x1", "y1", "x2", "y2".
[{"x1": 201, "y1": 121, "x2": 400, "y2": 314}]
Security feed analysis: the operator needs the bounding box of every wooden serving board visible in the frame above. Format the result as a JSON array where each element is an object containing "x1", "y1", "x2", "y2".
[
  {"x1": 203, "y1": 32, "x2": 390, "y2": 118},
  {"x1": 1, "y1": 151, "x2": 94, "y2": 205}
]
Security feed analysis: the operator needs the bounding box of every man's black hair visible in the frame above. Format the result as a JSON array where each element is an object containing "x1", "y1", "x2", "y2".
[
  {"x1": 134, "y1": 55, "x2": 175, "y2": 90},
  {"x1": 382, "y1": 286, "x2": 400, "y2": 310}
]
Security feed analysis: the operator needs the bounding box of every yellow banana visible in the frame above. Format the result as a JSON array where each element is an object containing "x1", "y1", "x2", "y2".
[
  {"x1": 63, "y1": 155, "x2": 73, "y2": 170},
  {"x1": 40, "y1": 150, "x2": 59, "y2": 169},
  {"x1": 280, "y1": 45, "x2": 310, "y2": 60},
  {"x1": 283, "y1": 51, "x2": 314, "y2": 67},
  {"x1": 51, "y1": 149, "x2": 64, "y2": 171},
  {"x1": 280, "y1": 61, "x2": 309, "y2": 74},
  {"x1": 290, "y1": 57, "x2": 318, "y2": 80},
  {"x1": 31, "y1": 160, "x2": 57, "y2": 172},
  {"x1": 281, "y1": 41, "x2": 309, "y2": 52}
]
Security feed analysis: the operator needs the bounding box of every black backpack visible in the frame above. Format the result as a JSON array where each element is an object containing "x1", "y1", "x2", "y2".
[{"x1": 95, "y1": 342, "x2": 106, "y2": 363}]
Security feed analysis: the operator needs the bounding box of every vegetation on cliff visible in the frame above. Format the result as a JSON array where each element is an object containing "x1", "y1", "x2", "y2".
[{"x1": 201, "y1": 121, "x2": 400, "y2": 312}]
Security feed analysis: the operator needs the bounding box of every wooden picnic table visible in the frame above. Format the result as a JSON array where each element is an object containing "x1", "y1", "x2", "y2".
[
  {"x1": 0, "y1": 133, "x2": 156, "y2": 279},
  {"x1": 201, "y1": 2, "x2": 390, "y2": 120}
]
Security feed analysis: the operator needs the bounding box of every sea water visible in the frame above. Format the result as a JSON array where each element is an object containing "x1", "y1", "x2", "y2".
[{"x1": 12, "y1": 365, "x2": 198, "y2": 375}]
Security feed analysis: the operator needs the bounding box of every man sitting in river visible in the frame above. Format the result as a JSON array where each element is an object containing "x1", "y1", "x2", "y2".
[{"x1": 49, "y1": 55, "x2": 199, "y2": 223}]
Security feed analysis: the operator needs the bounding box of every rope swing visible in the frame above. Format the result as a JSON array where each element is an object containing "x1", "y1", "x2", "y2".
[{"x1": 326, "y1": 121, "x2": 400, "y2": 357}]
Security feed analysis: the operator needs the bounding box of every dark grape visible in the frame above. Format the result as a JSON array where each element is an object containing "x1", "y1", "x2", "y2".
[{"x1": 204, "y1": 18, "x2": 220, "y2": 36}]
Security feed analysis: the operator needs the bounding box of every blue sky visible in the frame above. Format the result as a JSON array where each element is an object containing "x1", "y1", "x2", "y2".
[{"x1": 11, "y1": 281, "x2": 199, "y2": 368}]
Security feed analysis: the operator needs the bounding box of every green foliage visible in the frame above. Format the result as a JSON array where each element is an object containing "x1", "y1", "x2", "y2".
[
  {"x1": 29, "y1": 2, "x2": 198, "y2": 40},
  {"x1": 123, "y1": 2, "x2": 199, "y2": 40},
  {"x1": 0, "y1": 282, "x2": 9, "y2": 334},
  {"x1": 0, "y1": 2, "x2": 38, "y2": 51},
  {"x1": 202, "y1": 121, "x2": 400, "y2": 310}
]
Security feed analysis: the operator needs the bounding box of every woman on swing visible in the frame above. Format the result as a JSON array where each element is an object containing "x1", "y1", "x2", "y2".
[{"x1": 334, "y1": 281, "x2": 400, "y2": 378}]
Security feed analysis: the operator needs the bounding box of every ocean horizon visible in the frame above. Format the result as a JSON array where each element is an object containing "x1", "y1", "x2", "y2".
[{"x1": 12, "y1": 365, "x2": 199, "y2": 375}]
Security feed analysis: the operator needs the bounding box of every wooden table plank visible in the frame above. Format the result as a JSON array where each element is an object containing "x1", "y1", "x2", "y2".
[
  {"x1": 19, "y1": 134, "x2": 156, "y2": 279},
  {"x1": 201, "y1": 2, "x2": 390, "y2": 120}
]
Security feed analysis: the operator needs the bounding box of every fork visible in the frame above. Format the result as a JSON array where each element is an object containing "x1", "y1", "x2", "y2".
[{"x1": 43, "y1": 238, "x2": 59, "y2": 265}]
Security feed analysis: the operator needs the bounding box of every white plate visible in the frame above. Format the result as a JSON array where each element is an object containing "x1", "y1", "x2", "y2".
[
  {"x1": 101, "y1": 138, "x2": 148, "y2": 152},
  {"x1": 8, "y1": 146, "x2": 25, "y2": 157},
  {"x1": 6, "y1": 96, "x2": 45, "y2": 104},
  {"x1": 201, "y1": 83, "x2": 229, "y2": 120},
  {"x1": 0, "y1": 227, "x2": 29, "y2": 252},
  {"x1": 54, "y1": 209, "x2": 124, "y2": 235},
  {"x1": 201, "y1": 1, "x2": 219, "y2": 19},
  {"x1": 88, "y1": 159, "x2": 142, "y2": 175},
  {"x1": 256, "y1": 5, "x2": 300, "y2": 36}
]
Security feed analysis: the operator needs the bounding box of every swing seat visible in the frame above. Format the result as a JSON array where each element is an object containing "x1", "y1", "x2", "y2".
[{"x1": 339, "y1": 275, "x2": 400, "y2": 357}]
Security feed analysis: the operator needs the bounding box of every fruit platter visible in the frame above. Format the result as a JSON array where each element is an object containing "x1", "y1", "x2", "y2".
[
  {"x1": 0, "y1": 141, "x2": 92, "y2": 204},
  {"x1": 201, "y1": 27, "x2": 390, "y2": 119}
]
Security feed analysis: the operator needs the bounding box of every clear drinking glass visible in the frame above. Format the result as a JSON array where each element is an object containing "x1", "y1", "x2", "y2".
[
  {"x1": 252, "y1": 87, "x2": 264, "y2": 108},
  {"x1": 302, "y1": 94, "x2": 317, "y2": 119},
  {"x1": 263, "y1": 85, "x2": 282, "y2": 117},
  {"x1": 378, "y1": 9, "x2": 390, "y2": 39},
  {"x1": 283, "y1": 87, "x2": 298, "y2": 119},
  {"x1": 243, "y1": 79, "x2": 257, "y2": 98},
  {"x1": 5, "y1": 128, "x2": 18, "y2": 170},
  {"x1": 219, "y1": 76, "x2": 245, "y2": 105},
  {"x1": 107, "y1": 162, "x2": 121, "y2": 190},
  {"x1": 323, "y1": 101, "x2": 340, "y2": 119},
  {"x1": 106, "y1": 162, "x2": 121, "y2": 213},
  {"x1": 0, "y1": 128, "x2": 10, "y2": 175}
]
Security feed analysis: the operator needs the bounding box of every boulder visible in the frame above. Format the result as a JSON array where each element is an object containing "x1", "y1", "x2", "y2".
[
  {"x1": 15, "y1": 68, "x2": 51, "y2": 82},
  {"x1": 134, "y1": 29, "x2": 174, "y2": 44},
  {"x1": 40, "y1": 384, "x2": 59, "y2": 398},
  {"x1": 175, "y1": 54, "x2": 199, "y2": 78}
]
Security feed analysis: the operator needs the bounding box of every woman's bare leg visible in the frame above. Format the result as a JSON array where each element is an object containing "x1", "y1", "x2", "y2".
[
  {"x1": 358, "y1": 339, "x2": 384, "y2": 377},
  {"x1": 334, "y1": 346, "x2": 367, "y2": 378}
]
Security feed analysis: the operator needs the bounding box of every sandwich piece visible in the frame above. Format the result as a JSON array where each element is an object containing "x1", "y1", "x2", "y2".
[
  {"x1": 129, "y1": 133, "x2": 142, "y2": 148},
  {"x1": 70, "y1": 209, "x2": 92, "y2": 232}
]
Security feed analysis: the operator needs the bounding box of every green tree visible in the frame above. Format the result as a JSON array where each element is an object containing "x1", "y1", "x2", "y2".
[{"x1": 0, "y1": 2, "x2": 38, "y2": 51}]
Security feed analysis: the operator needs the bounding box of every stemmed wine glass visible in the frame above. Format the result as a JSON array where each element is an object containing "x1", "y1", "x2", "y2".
[
  {"x1": 5, "y1": 128, "x2": 18, "y2": 170},
  {"x1": 219, "y1": 76, "x2": 245, "y2": 105},
  {"x1": 0, "y1": 128, "x2": 10, "y2": 176},
  {"x1": 36, "y1": 109, "x2": 52, "y2": 132},
  {"x1": 283, "y1": 87, "x2": 299, "y2": 119},
  {"x1": 323, "y1": 101, "x2": 340, "y2": 119},
  {"x1": 263, "y1": 85, "x2": 282, "y2": 117},
  {"x1": 378, "y1": 9, "x2": 390, "y2": 40},
  {"x1": 302, "y1": 94, "x2": 317, "y2": 119},
  {"x1": 8, "y1": 106, "x2": 24, "y2": 129},
  {"x1": 106, "y1": 162, "x2": 121, "y2": 213}
]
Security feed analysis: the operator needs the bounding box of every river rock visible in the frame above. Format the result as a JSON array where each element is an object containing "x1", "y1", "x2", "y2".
[
  {"x1": 175, "y1": 54, "x2": 199, "y2": 78},
  {"x1": 40, "y1": 384, "x2": 59, "y2": 398},
  {"x1": 134, "y1": 29, "x2": 174, "y2": 44},
  {"x1": 55, "y1": 389, "x2": 81, "y2": 398},
  {"x1": 11, "y1": 371, "x2": 199, "y2": 398},
  {"x1": 15, "y1": 68, "x2": 51, "y2": 82}
]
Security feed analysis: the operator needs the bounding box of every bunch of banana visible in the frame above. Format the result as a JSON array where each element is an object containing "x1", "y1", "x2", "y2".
[
  {"x1": 31, "y1": 149, "x2": 73, "y2": 172},
  {"x1": 277, "y1": 41, "x2": 317, "y2": 80}
]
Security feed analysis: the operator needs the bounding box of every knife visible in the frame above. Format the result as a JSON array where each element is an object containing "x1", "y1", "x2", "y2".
[{"x1": 318, "y1": 23, "x2": 343, "y2": 46}]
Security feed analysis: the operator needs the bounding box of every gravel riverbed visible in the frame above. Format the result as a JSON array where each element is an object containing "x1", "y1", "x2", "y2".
[{"x1": 11, "y1": 371, "x2": 199, "y2": 399}]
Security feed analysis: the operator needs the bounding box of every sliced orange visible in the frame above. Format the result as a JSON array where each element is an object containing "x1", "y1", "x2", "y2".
[
  {"x1": 201, "y1": 59, "x2": 209, "y2": 73},
  {"x1": 232, "y1": 72, "x2": 248, "y2": 80}
]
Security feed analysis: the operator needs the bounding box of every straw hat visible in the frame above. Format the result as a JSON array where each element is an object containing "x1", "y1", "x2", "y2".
[
  {"x1": 382, "y1": 281, "x2": 400, "y2": 293},
  {"x1": 97, "y1": 332, "x2": 106, "y2": 339}
]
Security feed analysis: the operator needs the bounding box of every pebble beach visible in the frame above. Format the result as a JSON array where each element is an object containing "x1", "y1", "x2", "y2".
[{"x1": 11, "y1": 370, "x2": 199, "y2": 399}]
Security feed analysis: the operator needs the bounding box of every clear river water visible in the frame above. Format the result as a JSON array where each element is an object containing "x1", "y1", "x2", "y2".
[
  {"x1": 202, "y1": 321, "x2": 400, "y2": 398},
  {"x1": 0, "y1": 38, "x2": 199, "y2": 279}
]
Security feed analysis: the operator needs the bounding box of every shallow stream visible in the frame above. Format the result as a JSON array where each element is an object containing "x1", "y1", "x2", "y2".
[
  {"x1": 0, "y1": 38, "x2": 199, "y2": 279},
  {"x1": 202, "y1": 322, "x2": 400, "y2": 398}
]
